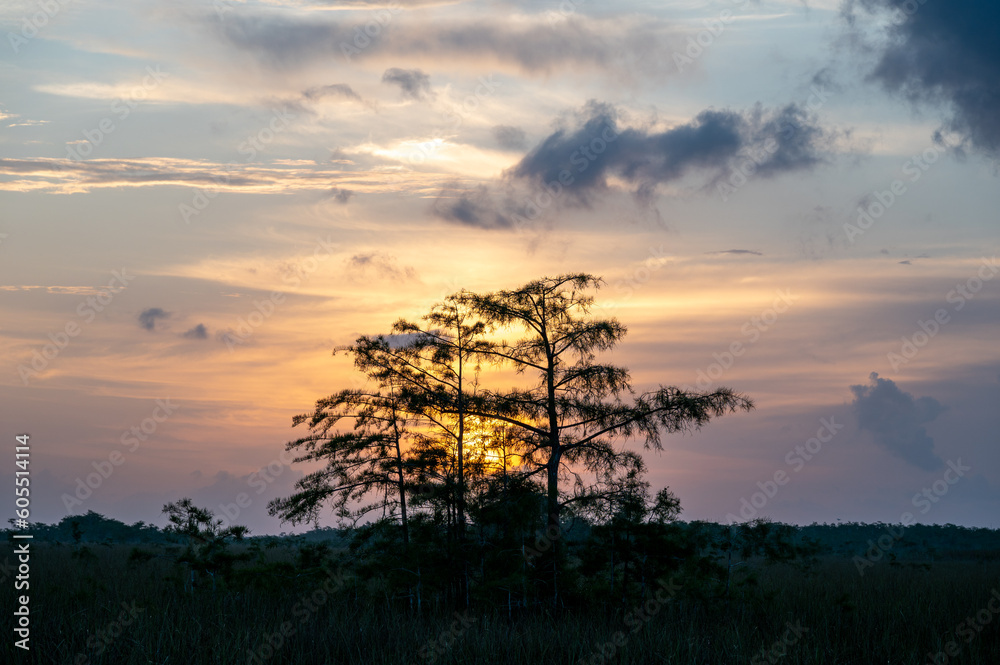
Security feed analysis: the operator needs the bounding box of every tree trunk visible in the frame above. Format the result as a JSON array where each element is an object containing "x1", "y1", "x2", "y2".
[
  {"x1": 455, "y1": 334, "x2": 467, "y2": 541},
  {"x1": 543, "y1": 304, "x2": 562, "y2": 607},
  {"x1": 391, "y1": 397, "x2": 409, "y2": 548},
  {"x1": 545, "y1": 446, "x2": 561, "y2": 607}
]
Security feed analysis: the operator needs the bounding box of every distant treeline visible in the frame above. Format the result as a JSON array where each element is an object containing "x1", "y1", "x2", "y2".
[
  {"x1": 6, "y1": 511, "x2": 347, "y2": 546},
  {"x1": 11, "y1": 510, "x2": 999, "y2": 560}
]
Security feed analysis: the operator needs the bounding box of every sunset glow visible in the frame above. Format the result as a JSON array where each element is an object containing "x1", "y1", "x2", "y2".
[{"x1": 1, "y1": 0, "x2": 998, "y2": 537}]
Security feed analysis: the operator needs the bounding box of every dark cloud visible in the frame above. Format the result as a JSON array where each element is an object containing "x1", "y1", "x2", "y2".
[
  {"x1": 431, "y1": 184, "x2": 523, "y2": 230},
  {"x1": 328, "y1": 187, "x2": 354, "y2": 203},
  {"x1": 493, "y1": 125, "x2": 528, "y2": 150},
  {"x1": 384, "y1": 332, "x2": 432, "y2": 349},
  {"x1": 307, "y1": 0, "x2": 448, "y2": 5},
  {"x1": 509, "y1": 100, "x2": 830, "y2": 203},
  {"x1": 206, "y1": 13, "x2": 681, "y2": 79},
  {"x1": 850, "y1": 372, "x2": 947, "y2": 471},
  {"x1": 845, "y1": 0, "x2": 1000, "y2": 155},
  {"x1": 272, "y1": 83, "x2": 364, "y2": 119},
  {"x1": 707, "y1": 249, "x2": 763, "y2": 256},
  {"x1": 381, "y1": 68, "x2": 432, "y2": 100},
  {"x1": 138, "y1": 308, "x2": 170, "y2": 332},
  {"x1": 301, "y1": 83, "x2": 362, "y2": 102},
  {"x1": 429, "y1": 101, "x2": 831, "y2": 229},
  {"x1": 346, "y1": 252, "x2": 417, "y2": 281},
  {"x1": 182, "y1": 324, "x2": 208, "y2": 340}
]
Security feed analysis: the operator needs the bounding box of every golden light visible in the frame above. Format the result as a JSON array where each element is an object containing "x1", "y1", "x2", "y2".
[{"x1": 459, "y1": 415, "x2": 522, "y2": 475}]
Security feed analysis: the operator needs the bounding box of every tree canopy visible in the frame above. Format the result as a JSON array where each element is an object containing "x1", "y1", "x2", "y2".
[{"x1": 270, "y1": 273, "x2": 753, "y2": 603}]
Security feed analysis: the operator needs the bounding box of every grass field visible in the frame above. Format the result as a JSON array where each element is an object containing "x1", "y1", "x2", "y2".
[{"x1": 5, "y1": 539, "x2": 999, "y2": 665}]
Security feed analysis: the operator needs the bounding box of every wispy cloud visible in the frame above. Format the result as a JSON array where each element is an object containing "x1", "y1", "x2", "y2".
[
  {"x1": 346, "y1": 252, "x2": 418, "y2": 282},
  {"x1": 706, "y1": 249, "x2": 764, "y2": 256},
  {"x1": 301, "y1": 83, "x2": 362, "y2": 102},
  {"x1": 205, "y1": 12, "x2": 683, "y2": 79},
  {"x1": 0, "y1": 285, "x2": 110, "y2": 294},
  {"x1": 0, "y1": 157, "x2": 451, "y2": 195}
]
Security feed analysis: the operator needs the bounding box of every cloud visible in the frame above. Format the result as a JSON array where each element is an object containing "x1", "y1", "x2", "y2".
[
  {"x1": 509, "y1": 100, "x2": 831, "y2": 203},
  {"x1": 381, "y1": 68, "x2": 432, "y2": 100},
  {"x1": 428, "y1": 101, "x2": 832, "y2": 229},
  {"x1": 301, "y1": 83, "x2": 362, "y2": 102},
  {"x1": 431, "y1": 183, "x2": 524, "y2": 230},
  {"x1": 328, "y1": 187, "x2": 354, "y2": 203},
  {"x1": 849, "y1": 372, "x2": 947, "y2": 471},
  {"x1": 346, "y1": 252, "x2": 417, "y2": 281},
  {"x1": 845, "y1": 0, "x2": 1000, "y2": 155},
  {"x1": 182, "y1": 324, "x2": 208, "y2": 340},
  {"x1": 706, "y1": 249, "x2": 763, "y2": 256},
  {"x1": 138, "y1": 308, "x2": 170, "y2": 332},
  {"x1": 270, "y1": 84, "x2": 365, "y2": 119},
  {"x1": 493, "y1": 125, "x2": 528, "y2": 150},
  {"x1": 0, "y1": 285, "x2": 113, "y2": 295},
  {"x1": 0, "y1": 157, "x2": 450, "y2": 195},
  {"x1": 216, "y1": 328, "x2": 254, "y2": 349},
  {"x1": 205, "y1": 12, "x2": 682, "y2": 79}
]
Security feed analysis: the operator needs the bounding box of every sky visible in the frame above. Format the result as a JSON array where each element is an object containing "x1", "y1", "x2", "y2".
[{"x1": 1, "y1": 0, "x2": 998, "y2": 535}]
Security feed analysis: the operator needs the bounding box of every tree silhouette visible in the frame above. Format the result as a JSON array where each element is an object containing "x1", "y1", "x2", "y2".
[
  {"x1": 456, "y1": 273, "x2": 754, "y2": 601},
  {"x1": 384, "y1": 296, "x2": 491, "y2": 539},
  {"x1": 269, "y1": 273, "x2": 753, "y2": 605},
  {"x1": 267, "y1": 360, "x2": 414, "y2": 546},
  {"x1": 162, "y1": 498, "x2": 248, "y2": 590}
]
